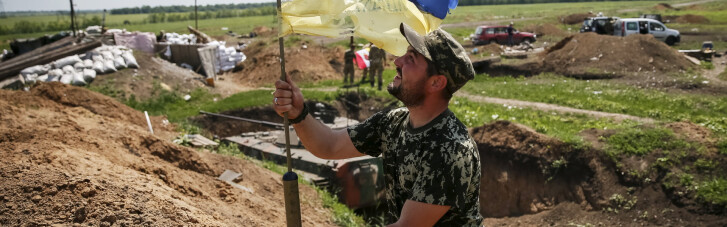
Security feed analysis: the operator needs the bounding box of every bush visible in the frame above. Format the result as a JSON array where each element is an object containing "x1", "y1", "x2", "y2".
[{"x1": 697, "y1": 178, "x2": 727, "y2": 208}]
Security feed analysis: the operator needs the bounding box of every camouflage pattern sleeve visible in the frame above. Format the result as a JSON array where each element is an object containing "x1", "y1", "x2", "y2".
[
  {"x1": 409, "y1": 141, "x2": 479, "y2": 209},
  {"x1": 346, "y1": 111, "x2": 388, "y2": 157}
]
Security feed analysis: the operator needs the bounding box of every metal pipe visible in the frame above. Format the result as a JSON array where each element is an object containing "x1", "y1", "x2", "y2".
[
  {"x1": 199, "y1": 110, "x2": 284, "y2": 128},
  {"x1": 276, "y1": 0, "x2": 302, "y2": 226}
]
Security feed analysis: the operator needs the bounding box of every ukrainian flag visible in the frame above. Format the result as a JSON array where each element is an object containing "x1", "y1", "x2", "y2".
[{"x1": 280, "y1": 0, "x2": 458, "y2": 56}]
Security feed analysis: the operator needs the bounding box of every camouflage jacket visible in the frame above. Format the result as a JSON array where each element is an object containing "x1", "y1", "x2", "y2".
[
  {"x1": 347, "y1": 108, "x2": 482, "y2": 226},
  {"x1": 344, "y1": 50, "x2": 355, "y2": 68}
]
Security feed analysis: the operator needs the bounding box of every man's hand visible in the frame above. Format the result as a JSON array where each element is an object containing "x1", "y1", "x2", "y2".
[
  {"x1": 273, "y1": 76, "x2": 305, "y2": 119},
  {"x1": 388, "y1": 200, "x2": 450, "y2": 227}
]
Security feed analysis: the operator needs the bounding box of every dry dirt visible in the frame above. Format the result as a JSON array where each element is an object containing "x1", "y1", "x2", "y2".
[
  {"x1": 521, "y1": 24, "x2": 568, "y2": 38},
  {"x1": 472, "y1": 121, "x2": 727, "y2": 226},
  {"x1": 654, "y1": 3, "x2": 675, "y2": 10},
  {"x1": 542, "y1": 33, "x2": 693, "y2": 79},
  {"x1": 91, "y1": 51, "x2": 208, "y2": 101},
  {"x1": 561, "y1": 13, "x2": 594, "y2": 25},
  {"x1": 0, "y1": 82, "x2": 336, "y2": 226}
]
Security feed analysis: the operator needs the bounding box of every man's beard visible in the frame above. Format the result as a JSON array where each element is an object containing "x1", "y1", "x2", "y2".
[{"x1": 387, "y1": 79, "x2": 425, "y2": 107}]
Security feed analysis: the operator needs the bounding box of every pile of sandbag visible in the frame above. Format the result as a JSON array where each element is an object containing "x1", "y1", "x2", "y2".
[
  {"x1": 164, "y1": 33, "x2": 197, "y2": 45},
  {"x1": 19, "y1": 45, "x2": 140, "y2": 86},
  {"x1": 207, "y1": 41, "x2": 246, "y2": 73}
]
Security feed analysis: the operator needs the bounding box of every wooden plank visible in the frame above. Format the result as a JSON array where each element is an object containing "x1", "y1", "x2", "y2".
[
  {"x1": 0, "y1": 36, "x2": 76, "y2": 68},
  {"x1": 197, "y1": 45, "x2": 218, "y2": 78}
]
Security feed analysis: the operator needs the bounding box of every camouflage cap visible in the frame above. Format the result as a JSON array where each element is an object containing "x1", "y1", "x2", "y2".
[{"x1": 399, "y1": 23, "x2": 475, "y2": 94}]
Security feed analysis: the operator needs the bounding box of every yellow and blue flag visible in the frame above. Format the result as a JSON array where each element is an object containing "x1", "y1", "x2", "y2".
[{"x1": 280, "y1": 0, "x2": 458, "y2": 56}]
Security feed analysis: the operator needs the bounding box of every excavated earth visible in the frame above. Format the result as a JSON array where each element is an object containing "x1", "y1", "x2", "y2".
[
  {"x1": 473, "y1": 121, "x2": 726, "y2": 226},
  {"x1": 0, "y1": 82, "x2": 336, "y2": 226}
]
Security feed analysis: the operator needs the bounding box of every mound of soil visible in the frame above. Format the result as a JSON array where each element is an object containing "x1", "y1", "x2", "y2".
[
  {"x1": 522, "y1": 24, "x2": 568, "y2": 37},
  {"x1": 0, "y1": 83, "x2": 335, "y2": 226},
  {"x1": 542, "y1": 33, "x2": 692, "y2": 79},
  {"x1": 252, "y1": 26, "x2": 275, "y2": 37},
  {"x1": 91, "y1": 51, "x2": 206, "y2": 101},
  {"x1": 475, "y1": 43, "x2": 504, "y2": 55},
  {"x1": 674, "y1": 14, "x2": 710, "y2": 24},
  {"x1": 561, "y1": 12, "x2": 593, "y2": 25},
  {"x1": 232, "y1": 39, "x2": 343, "y2": 86},
  {"x1": 472, "y1": 121, "x2": 727, "y2": 226},
  {"x1": 654, "y1": 3, "x2": 675, "y2": 10}
]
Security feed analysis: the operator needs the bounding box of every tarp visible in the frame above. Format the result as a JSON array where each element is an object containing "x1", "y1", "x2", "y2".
[
  {"x1": 280, "y1": 0, "x2": 445, "y2": 56},
  {"x1": 113, "y1": 32, "x2": 157, "y2": 53}
]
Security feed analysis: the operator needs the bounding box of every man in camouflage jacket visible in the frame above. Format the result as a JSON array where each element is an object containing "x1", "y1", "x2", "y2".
[{"x1": 273, "y1": 23, "x2": 482, "y2": 226}]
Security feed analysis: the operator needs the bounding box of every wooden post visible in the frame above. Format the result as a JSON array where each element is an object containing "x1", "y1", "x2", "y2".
[
  {"x1": 276, "y1": 0, "x2": 302, "y2": 226},
  {"x1": 69, "y1": 0, "x2": 76, "y2": 37},
  {"x1": 195, "y1": 0, "x2": 198, "y2": 30}
]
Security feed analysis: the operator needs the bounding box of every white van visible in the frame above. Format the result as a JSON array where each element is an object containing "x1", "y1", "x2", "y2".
[{"x1": 613, "y1": 18, "x2": 680, "y2": 45}]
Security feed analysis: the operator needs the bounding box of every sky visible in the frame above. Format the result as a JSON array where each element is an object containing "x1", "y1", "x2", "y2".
[{"x1": 3, "y1": 0, "x2": 276, "y2": 12}]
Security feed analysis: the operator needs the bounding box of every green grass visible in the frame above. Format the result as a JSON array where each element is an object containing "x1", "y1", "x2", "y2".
[
  {"x1": 719, "y1": 68, "x2": 727, "y2": 81},
  {"x1": 462, "y1": 74, "x2": 727, "y2": 135},
  {"x1": 604, "y1": 127, "x2": 690, "y2": 157},
  {"x1": 697, "y1": 178, "x2": 727, "y2": 209},
  {"x1": 213, "y1": 142, "x2": 366, "y2": 227},
  {"x1": 448, "y1": 97, "x2": 638, "y2": 145}
]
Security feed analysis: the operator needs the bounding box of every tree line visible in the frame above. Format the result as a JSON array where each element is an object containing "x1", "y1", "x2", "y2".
[
  {"x1": 146, "y1": 6, "x2": 276, "y2": 23},
  {"x1": 0, "y1": 16, "x2": 101, "y2": 36},
  {"x1": 458, "y1": 0, "x2": 641, "y2": 5},
  {"x1": 110, "y1": 3, "x2": 275, "y2": 15}
]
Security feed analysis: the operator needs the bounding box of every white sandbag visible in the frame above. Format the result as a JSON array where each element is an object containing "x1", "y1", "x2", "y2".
[
  {"x1": 103, "y1": 60, "x2": 117, "y2": 73},
  {"x1": 59, "y1": 74, "x2": 73, "y2": 84},
  {"x1": 121, "y1": 52, "x2": 139, "y2": 68},
  {"x1": 46, "y1": 74, "x2": 59, "y2": 82},
  {"x1": 92, "y1": 61, "x2": 105, "y2": 74},
  {"x1": 20, "y1": 65, "x2": 51, "y2": 76},
  {"x1": 71, "y1": 72, "x2": 87, "y2": 86},
  {"x1": 82, "y1": 69, "x2": 96, "y2": 83},
  {"x1": 23, "y1": 73, "x2": 38, "y2": 83},
  {"x1": 74, "y1": 62, "x2": 85, "y2": 70},
  {"x1": 92, "y1": 55, "x2": 105, "y2": 62},
  {"x1": 113, "y1": 56, "x2": 127, "y2": 69},
  {"x1": 62, "y1": 65, "x2": 75, "y2": 74},
  {"x1": 37, "y1": 74, "x2": 49, "y2": 82},
  {"x1": 53, "y1": 55, "x2": 83, "y2": 69},
  {"x1": 48, "y1": 69, "x2": 63, "y2": 78},
  {"x1": 83, "y1": 59, "x2": 94, "y2": 69},
  {"x1": 111, "y1": 48, "x2": 123, "y2": 57},
  {"x1": 101, "y1": 51, "x2": 114, "y2": 60}
]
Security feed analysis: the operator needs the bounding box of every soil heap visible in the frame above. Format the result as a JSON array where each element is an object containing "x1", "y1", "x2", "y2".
[
  {"x1": 232, "y1": 39, "x2": 343, "y2": 86},
  {"x1": 472, "y1": 121, "x2": 727, "y2": 226},
  {"x1": 561, "y1": 12, "x2": 594, "y2": 25},
  {"x1": 654, "y1": 3, "x2": 675, "y2": 10},
  {"x1": 0, "y1": 82, "x2": 335, "y2": 226},
  {"x1": 522, "y1": 24, "x2": 568, "y2": 37},
  {"x1": 542, "y1": 33, "x2": 692, "y2": 79},
  {"x1": 675, "y1": 14, "x2": 710, "y2": 24}
]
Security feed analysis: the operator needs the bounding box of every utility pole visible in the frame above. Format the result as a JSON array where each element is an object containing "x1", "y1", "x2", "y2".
[
  {"x1": 69, "y1": 0, "x2": 76, "y2": 37},
  {"x1": 102, "y1": 9, "x2": 107, "y2": 28},
  {"x1": 0, "y1": 0, "x2": 7, "y2": 18},
  {"x1": 195, "y1": 0, "x2": 198, "y2": 30}
]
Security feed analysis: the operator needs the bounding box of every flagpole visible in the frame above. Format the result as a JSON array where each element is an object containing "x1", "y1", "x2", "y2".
[{"x1": 276, "y1": 0, "x2": 302, "y2": 226}]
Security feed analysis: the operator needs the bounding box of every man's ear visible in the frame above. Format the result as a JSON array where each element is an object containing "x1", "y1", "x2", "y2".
[{"x1": 427, "y1": 75, "x2": 448, "y2": 93}]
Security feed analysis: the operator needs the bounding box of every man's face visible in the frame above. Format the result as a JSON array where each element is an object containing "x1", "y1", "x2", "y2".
[{"x1": 388, "y1": 46, "x2": 429, "y2": 107}]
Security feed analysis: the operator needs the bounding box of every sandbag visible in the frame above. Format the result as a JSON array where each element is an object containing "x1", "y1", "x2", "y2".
[
  {"x1": 37, "y1": 74, "x2": 49, "y2": 82},
  {"x1": 23, "y1": 73, "x2": 38, "y2": 83},
  {"x1": 103, "y1": 60, "x2": 117, "y2": 73},
  {"x1": 20, "y1": 65, "x2": 51, "y2": 76},
  {"x1": 101, "y1": 51, "x2": 114, "y2": 60},
  {"x1": 122, "y1": 52, "x2": 139, "y2": 68},
  {"x1": 83, "y1": 59, "x2": 94, "y2": 69},
  {"x1": 53, "y1": 55, "x2": 83, "y2": 69},
  {"x1": 113, "y1": 56, "x2": 127, "y2": 69},
  {"x1": 59, "y1": 74, "x2": 73, "y2": 84},
  {"x1": 111, "y1": 48, "x2": 123, "y2": 57},
  {"x1": 92, "y1": 55, "x2": 105, "y2": 62},
  {"x1": 82, "y1": 69, "x2": 96, "y2": 83},
  {"x1": 48, "y1": 69, "x2": 64, "y2": 78},
  {"x1": 92, "y1": 61, "x2": 105, "y2": 74},
  {"x1": 74, "y1": 62, "x2": 85, "y2": 70},
  {"x1": 62, "y1": 65, "x2": 75, "y2": 74},
  {"x1": 46, "y1": 74, "x2": 60, "y2": 82},
  {"x1": 71, "y1": 72, "x2": 87, "y2": 86}
]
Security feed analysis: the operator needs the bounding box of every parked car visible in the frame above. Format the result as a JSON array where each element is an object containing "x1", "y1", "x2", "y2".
[
  {"x1": 470, "y1": 25, "x2": 536, "y2": 45},
  {"x1": 580, "y1": 17, "x2": 619, "y2": 34},
  {"x1": 613, "y1": 18, "x2": 680, "y2": 45}
]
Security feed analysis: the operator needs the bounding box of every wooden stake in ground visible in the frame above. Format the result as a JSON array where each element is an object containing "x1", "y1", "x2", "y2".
[{"x1": 276, "y1": 0, "x2": 302, "y2": 226}]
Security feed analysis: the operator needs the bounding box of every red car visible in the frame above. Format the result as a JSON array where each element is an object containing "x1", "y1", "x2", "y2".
[{"x1": 471, "y1": 25, "x2": 537, "y2": 45}]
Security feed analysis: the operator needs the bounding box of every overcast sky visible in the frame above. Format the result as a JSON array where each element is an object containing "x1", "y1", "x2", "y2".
[{"x1": 4, "y1": 0, "x2": 276, "y2": 12}]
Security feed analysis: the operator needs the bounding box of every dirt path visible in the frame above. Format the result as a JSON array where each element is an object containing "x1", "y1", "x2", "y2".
[
  {"x1": 456, "y1": 91, "x2": 656, "y2": 123},
  {"x1": 702, "y1": 54, "x2": 727, "y2": 87}
]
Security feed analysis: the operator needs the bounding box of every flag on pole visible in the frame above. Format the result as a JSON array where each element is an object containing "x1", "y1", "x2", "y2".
[
  {"x1": 354, "y1": 48, "x2": 370, "y2": 69},
  {"x1": 280, "y1": 0, "x2": 459, "y2": 56}
]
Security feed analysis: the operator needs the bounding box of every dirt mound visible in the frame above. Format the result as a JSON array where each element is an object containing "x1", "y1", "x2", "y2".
[
  {"x1": 252, "y1": 26, "x2": 275, "y2": 36},
  {"x1": 561, "y1": 12, "x2": 593, "y2": 25},
  {"x1": 232, "y1": 39, "x2": 342, "y2": 86},
  {"x1": 91, "y1": 51, "x2": 206, "y2": 101},
  {"x1": 542, "y1": 33, "x2": 692, "y2": 79},
  {"x1": 0, "y1": 84, "x2": 336, "y2": 226},
  {"x1": 654, "y1": 3, "x2": 675, "y2": 10},
  {"x1": 472, "y1": 121, "x2": 727, "y2": 225},
  {"x1": 475, "y1": 43, "x2": 504, "y2": 55},
  {"x1": 522, "y1": 24, "x2": 568, "y2": 37},
  {"x1": 674, "y1": 14, "x2": 710, "y2": 24}
]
